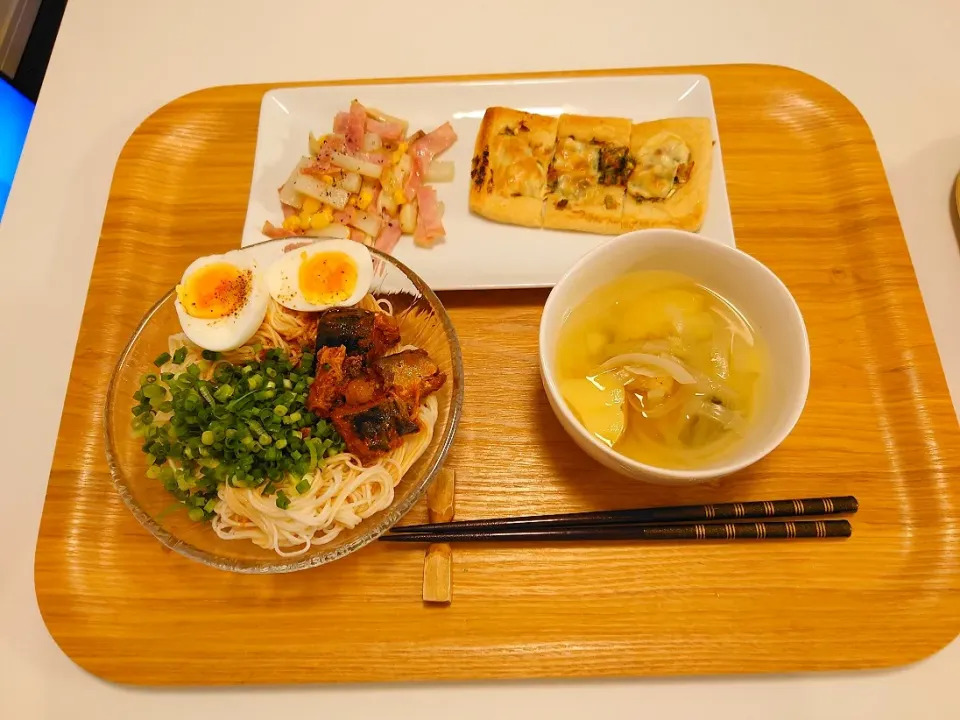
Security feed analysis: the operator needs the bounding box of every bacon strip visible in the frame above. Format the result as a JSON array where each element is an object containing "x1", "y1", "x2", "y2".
[
  {"x1": 333, "y1": 208, "x2": 355, "y2": 226},
  {"x1": 403, "y1": 155, "x2": 424, "y2": 200},
  {"x1": 411, "y1": 122, "x2": 458, "y2": 160},
  {"x1": 375, "y1": 218, "x2": 402, "y2": 254},
  {"x1": 403, "y1": 122, "x2": 457, "y2": 200},
  {"x1": 366, "y1": 118, "x2": 404, "y2": 141},
  {"x1": 413, "y1": 186, "x2": 445, "y2": 247},
  {"x1": 345, "y1": 101, "x2": 366, "y2": 152},
  {"x1": 262, "y1": 220, "x2": 301, "y2": 239}
]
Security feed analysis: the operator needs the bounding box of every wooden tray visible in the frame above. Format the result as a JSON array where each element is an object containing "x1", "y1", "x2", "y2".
[{"x1": 35, "y1": 65, "x2": 960, "y2": 685}]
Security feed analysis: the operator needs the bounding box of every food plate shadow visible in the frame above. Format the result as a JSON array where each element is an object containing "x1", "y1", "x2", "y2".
[{"x1": 438, "y1": 287, "x2": 551, "y2": 310}]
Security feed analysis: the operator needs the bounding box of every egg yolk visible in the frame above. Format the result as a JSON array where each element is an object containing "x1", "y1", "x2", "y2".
[
  {"x1": 176, "y1": 262, "x2": 252, "y2": 319},
  {"x1": 298, "y1": 251, "x2": 358, "y2": 305}
]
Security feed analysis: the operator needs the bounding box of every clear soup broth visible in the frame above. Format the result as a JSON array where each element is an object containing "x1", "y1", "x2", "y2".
[{"x1": 555, "y1": 270, "x2": 768, "y2": 469}]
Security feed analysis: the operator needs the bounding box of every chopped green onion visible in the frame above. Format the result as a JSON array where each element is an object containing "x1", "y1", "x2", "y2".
[
  {"x1": 142, "y1": 384, "x2": 165, "y2": 400},
  {"x1": 198, "y1": 384, "x2": 216, "y2": 406},
  {"x1": 201, "y1": 349, "x2": 221, "y2": 361},
  {"x1": 134, "y1": 346, "x2": 344, "y2": 515},
  {"x1": 187, "y1": 507, "x2": 205, "y2": 522}
]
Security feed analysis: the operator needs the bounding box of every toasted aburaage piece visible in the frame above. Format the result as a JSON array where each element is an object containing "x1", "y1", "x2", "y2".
[
  {"x1": 331, "y1": 397, "x2": 420, "y2": 465},
  {"x1": 469, "y1": 107, "x2": 559, "y2": 228},
  {"x1": 314, "y1": 307, "x2": 400, "y2": 360},
  {"x1": 621, "y1": 117, "x2": 713, "y2": 232},
  {"x1": 373, "y1": 349, "x2": 445, "y2": 410}
]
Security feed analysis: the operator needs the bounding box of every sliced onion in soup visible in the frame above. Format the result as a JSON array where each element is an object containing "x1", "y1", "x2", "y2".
[
  {"x1": 631, "y1": 384, "x2": 696, "y2": 420},
  {"x1": 696, "y1": 399, "x2": 747, "y2": 434},
  {"x1": 599, "y1": 353, "x2": 697, "y2": 385}
]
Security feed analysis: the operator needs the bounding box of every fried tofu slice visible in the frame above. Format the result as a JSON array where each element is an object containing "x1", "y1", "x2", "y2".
[
  {"x1": 469, "y1": 107, "x2": 559, "y2": 228},
  {"x1": 621, "y1": 117, "x2": 713, "y2": 232}
]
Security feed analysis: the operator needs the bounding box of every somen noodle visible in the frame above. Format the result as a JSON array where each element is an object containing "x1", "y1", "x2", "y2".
[{"x1": 157, "y1": 295, "x2": 437, "y2": 557}]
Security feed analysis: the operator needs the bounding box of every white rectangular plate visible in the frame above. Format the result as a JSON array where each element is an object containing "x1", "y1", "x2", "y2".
[{"x1": 242, "y1": 74, "x2": 734, "y2": 290}]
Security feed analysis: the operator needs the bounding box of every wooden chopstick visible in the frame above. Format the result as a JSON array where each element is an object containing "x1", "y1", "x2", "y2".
[
  {"x1": 390, "y1": 496, "x2": 858, "y2": 535},
  {"x1": 381, "y1": 519, "x2": 853, "y2": 543}
]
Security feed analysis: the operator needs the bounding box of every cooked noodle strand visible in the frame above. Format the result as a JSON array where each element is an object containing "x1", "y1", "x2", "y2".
[{"x1": 161, "y1": 296, "x2": 439, "y2": 557}]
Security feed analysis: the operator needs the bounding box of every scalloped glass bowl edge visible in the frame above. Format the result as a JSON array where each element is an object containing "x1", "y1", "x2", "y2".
[{"x1": 104, "y1": 243, "x2": 463, "y2": 573}]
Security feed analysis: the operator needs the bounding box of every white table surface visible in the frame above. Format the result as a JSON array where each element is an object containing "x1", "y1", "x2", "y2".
[{"x1": 2, "y1": 1, "x2": 958, "y2": 717}]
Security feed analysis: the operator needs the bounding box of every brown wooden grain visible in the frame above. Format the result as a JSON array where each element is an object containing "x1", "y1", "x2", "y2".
[
  {"x1": 423, "y1": 468, "x2": 456, "y2": 603},
  {"x1": 34, "y1": 65, "x2": 960, "y2": 685}
]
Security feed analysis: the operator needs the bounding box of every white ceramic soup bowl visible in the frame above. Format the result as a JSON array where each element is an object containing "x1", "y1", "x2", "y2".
[{"x1": 539, "y1": 229, "x2": 810, "y2": 485}]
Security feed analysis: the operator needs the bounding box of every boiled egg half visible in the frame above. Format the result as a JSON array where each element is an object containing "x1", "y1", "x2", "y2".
[
  {"x1": 266, "y1": 239, "x2": 373, "y2": 312},
  {"x1": 174, "y1": 250, "x2": 268, "y2": 352}
]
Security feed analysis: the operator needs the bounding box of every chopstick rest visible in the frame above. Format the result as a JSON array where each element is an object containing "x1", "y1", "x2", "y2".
[{"x1": 421, "y1": 468, "x2": 455, "y2": 603}]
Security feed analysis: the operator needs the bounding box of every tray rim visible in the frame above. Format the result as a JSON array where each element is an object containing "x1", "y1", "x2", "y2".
[{"x1": 36, "y1": 63, "x2": 960, "y2": 685}]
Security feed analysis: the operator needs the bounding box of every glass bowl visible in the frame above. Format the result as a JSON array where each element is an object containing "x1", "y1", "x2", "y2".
[{"x1": 104, "y1": 240, "x2": 463, "y2": 573}]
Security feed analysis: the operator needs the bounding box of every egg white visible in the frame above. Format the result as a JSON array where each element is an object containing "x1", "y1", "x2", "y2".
[
  {"x1": 265, "y1": 239, "x2": 373, "y2": 312},
  {"x1": 174, "y1": 250, "x2": 269, "y2": 352}
]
